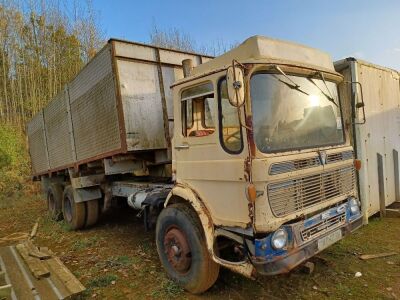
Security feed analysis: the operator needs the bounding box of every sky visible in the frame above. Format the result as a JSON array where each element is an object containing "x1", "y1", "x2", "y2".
[{"x1": 93, "y1": 0, "x2": 400, "y2": 70}]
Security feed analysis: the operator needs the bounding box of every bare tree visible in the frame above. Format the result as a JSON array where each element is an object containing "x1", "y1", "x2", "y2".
[
  {"x1": 149, "y1": 23, "x2": 238, "y2": 56},
  {"x1": 0, "y1": 0, "x2": 104, "y2": 128}
]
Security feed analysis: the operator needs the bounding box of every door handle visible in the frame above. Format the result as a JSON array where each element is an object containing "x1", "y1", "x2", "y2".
[{"x1": 175, "y1": 144, "x2": 190, "y2": 150}]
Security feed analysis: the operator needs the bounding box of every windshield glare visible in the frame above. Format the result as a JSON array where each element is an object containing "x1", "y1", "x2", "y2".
[{"x1": 251, "y1": 73, "x2": 345, "y2": 153}]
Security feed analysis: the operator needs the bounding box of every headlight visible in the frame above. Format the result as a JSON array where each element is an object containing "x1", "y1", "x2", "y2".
[
  {"x1": 349, "y1": 197, "x2": 360, "y2": 215},
  {"x1": 271, "y1": 228, "x2": 288, "y2": 250}
]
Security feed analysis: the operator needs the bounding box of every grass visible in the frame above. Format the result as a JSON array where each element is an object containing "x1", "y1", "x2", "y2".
[
  {"x1": 72, "y1": 236, "x2": 100, "y2": 250},
  {"x1": 0, "y1": 190, "x2": 399, "y2": 299},
  {"x1": 87, "y1": 274, "x2": 118, "y2": 288}
]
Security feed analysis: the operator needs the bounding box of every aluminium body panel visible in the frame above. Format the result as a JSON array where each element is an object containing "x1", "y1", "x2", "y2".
[
  {"x1": 335, "y1": 59, "x2": 400, "y2": 219},
  {"x1": 112, "y1": 39, "x2": 211, "y2": 152},
  {"x1": 27, "y1": 38, "x2": 213, "y2": 175},
  {"x1": 43, "y1": 89, "x2": 75, "y2": 168},
  {"x1": 27, "y1": 111, "x2": 50, "y2": 175},
  {"x1": 69, "y1": 44, "x2": 122, "y2": 162}
]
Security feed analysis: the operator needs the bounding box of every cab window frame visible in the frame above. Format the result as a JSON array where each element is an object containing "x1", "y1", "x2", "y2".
[{"x1": 180, "y1": 81, "x2": 216, "y2": 138}]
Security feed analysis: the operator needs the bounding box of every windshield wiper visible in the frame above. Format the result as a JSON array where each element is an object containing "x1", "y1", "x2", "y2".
[
  {"x1": 307, "y1": 72, "x2": 338, "y2": 107},
  {"x1": 273, "y1": 65, "x2": 309, "y2": 96}
]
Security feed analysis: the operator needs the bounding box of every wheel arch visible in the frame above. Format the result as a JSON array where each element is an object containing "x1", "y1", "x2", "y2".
[
  {"x1": 164, "y1": 184, "x2": 215, "y2": 258},
  {"x1": 164, "y1": 184, "x2": 257, "y2": 279}
]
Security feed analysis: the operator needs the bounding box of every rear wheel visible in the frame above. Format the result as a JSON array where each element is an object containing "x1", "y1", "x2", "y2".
[
  {"x1": 85, "y1": 199, "x2": 99, "y2": 227},
  {"x1": 47, "y1": 183, "x2": 63, "y2": 221},
  {"x1": 62, "y1": 185, "x2": 86, "y2": 230},
  {"x1": 156, "y1": 203, "x2": 220, "y2": 294}
]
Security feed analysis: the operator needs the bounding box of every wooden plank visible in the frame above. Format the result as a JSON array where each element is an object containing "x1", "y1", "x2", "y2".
[
  {"x1": 44, "y1": 257, "x2": 85, "y2": 296},
  {"x1": 25, "y1": 240, "x2": 52, "y2": 260},
  {"x1": 29, "y1": 220, "x2": 39, "y2": 239},
  {"x1": 359, "y1": 252, "x2": 397, "y2": 260},
  {"x1": 0, "y1": 284, "x2": 12, "y2": 299},
  {"x1": 16, "y1": 243, "x2": 50, "y2": 279}
]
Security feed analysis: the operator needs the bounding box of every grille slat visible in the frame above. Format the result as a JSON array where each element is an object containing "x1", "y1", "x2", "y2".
[
  {"x1": 269, "y1": 157, "x2": 321, "y2": 175},
  {"x1": 269, "y1": 150, "x2": 354, "y2": 175},
  {"x1": 326, "y1": 150, "x2": 354, "y2": 163},
  {"x1": 301, "y1": 212, "x2": 346, "y2": 241},
  {"x1": 268, "y1": 167, "x2": 355, "y2": 217}
]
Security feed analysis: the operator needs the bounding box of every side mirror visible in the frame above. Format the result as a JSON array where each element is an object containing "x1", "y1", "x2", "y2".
[{"x1": 226, "y1": 65, "x2": 245, "y2": 107}]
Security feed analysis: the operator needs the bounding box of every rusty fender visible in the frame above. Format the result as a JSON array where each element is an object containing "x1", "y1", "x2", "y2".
[{"x1": 165, "y1": 184, "x2": 256, "y2": 279}]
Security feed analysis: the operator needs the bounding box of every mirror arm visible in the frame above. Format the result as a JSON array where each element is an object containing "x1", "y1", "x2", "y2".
[
  {"x1": 231, "y1": 60, "x2": 251, "y2": 130},
  {"x1": 343, "y1": 80, "x2": 366, "y2": 125}
]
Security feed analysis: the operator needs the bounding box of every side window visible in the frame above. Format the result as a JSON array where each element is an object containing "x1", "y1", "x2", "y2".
[
  {"x1": 219, "y1": 79, "x2": 243, "y2": 153},
  {"x1": 181, "y1": 82, "x2": 216, "y2": 137}
]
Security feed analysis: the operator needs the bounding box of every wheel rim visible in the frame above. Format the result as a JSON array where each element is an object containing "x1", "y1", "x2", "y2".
[
  {"x1": 164, "y1": 226, "x2": 192, "y2": 274},
  {"x1": 64, "y1": 196, "x2": 73, "y2": 222},
  {"x1": 48, "y1": 193, "x2": 55, "y2": 212}
]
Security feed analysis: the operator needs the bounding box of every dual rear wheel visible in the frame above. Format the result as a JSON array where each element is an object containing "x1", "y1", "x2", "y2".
[{"x1": 46, "y1": 184, "x2": 100, "y2": 230}]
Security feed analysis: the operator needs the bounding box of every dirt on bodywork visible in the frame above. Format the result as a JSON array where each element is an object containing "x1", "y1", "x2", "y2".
[{"x1": 1, "y1": 189, "x2": 399, "y2": 300}]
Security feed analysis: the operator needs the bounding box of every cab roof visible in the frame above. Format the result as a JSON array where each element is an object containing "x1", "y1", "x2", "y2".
[{"x1": 191, "y1": 35, "x2": 335, "y2": 76}]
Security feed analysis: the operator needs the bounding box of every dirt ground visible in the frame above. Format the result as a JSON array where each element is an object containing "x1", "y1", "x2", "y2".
[{"x1": 1, "y1": 190, "x2": 399, "y2": 299}]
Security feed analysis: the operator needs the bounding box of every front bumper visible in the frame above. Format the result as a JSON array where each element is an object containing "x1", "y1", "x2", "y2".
[{"x1": 252, "y1": 201, "x2": 363, "y2": 275}]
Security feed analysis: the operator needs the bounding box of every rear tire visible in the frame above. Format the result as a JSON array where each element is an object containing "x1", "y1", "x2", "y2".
[
  {"x1": 85, "y1": 199, "x2": 99, "y2": 227},
  {"x1": 62, "y1": 185, "x2": 86, "y2": 230},
  {"x1": 156, "y1": 203, "x2": 220, "y2": 294},
  {"x1": 47, "y1": 183, "x2": 63, "y2": 221}
]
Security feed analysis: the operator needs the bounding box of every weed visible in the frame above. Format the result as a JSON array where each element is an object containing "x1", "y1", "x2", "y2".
[
  {"x1": 94, "y1": 255, "x2": 136, "y2": 270},
  {"x1": 72, "y1": 237, "x2": 99, "y2": 250},
  {"x1": 87, "y1": 274, "x2": 118, "y2": 288},
  {"x1": 150, "y1": 278, "x2": 184, "y2": 298}
]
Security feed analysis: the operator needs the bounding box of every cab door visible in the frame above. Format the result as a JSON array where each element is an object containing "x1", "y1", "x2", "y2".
[{"x1": 173, "y1": 78, "x2": 250, "y2": 228}]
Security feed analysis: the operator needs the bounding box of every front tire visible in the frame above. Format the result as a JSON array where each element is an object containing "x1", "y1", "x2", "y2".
[{"x1": 156, "y1": 203, "x2": 219, "y2": 294}]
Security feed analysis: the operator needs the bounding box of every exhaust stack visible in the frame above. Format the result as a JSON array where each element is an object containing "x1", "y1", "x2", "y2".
[{"x1": 182, "y1": 59, "x2": 193, "y2": 77}]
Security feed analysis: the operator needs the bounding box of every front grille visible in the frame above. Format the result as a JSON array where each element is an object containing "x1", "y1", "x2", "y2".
[
  {"x1": 268, "y1": 166, "x2": 355, "y2": 217},
  {"x1": 301, "y1": 212, "x2": 346, "y2": 242},
  {"x1": 269, "y1": 156, "x2": 321, "y2": 175},
  {"x1": 326, "y1": 150, "x2": 354, "y2": 164}
]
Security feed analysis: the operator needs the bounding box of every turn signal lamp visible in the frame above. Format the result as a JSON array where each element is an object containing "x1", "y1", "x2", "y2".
[
  {"x1": 247, "y1": 184, "x2": 257, "y2": 203},
  {"x1": 354, "y1": 159, "x2": 362, "y2": 170}
]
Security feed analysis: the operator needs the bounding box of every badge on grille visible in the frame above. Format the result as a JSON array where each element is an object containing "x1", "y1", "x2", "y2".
[{"x1": 319, "y1": 151, "x2": 327, "y2": 165}]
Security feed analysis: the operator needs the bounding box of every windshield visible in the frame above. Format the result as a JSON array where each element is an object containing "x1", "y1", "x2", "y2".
[{"x1": 251, "y1": 73, "x2": 345, "y2": 153}]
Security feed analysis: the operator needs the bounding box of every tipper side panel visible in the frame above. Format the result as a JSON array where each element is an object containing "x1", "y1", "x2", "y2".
[
  {"x1": 27, "y1": 111, "x2": 49, "y2": 174},
  {"x1": 69, "y1": 44, "x2": 121, "y2": 161},
  {"x1": 44, "y1": 89, "x2": 75, "y2": 168},
  {"x1": 113, "y1": 40, "x2": 211, "y2": 151}
]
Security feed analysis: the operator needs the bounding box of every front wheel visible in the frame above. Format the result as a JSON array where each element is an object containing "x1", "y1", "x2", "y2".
[{"x1": 156, "y1": 203, "x2": 219, "y2": 294}]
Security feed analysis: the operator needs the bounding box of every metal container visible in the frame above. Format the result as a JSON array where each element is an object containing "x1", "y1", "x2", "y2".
[
  {"x1": 27, "y1": 39, "x2": 212, "y2": 176},
  {"x1": 335, "y1": 58, "x2": 400, "y2": 220}
]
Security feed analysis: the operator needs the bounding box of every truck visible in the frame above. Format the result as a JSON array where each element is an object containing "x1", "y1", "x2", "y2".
[{"x1": 28, "y1": 35, "x2": 365, "y2": 293}]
